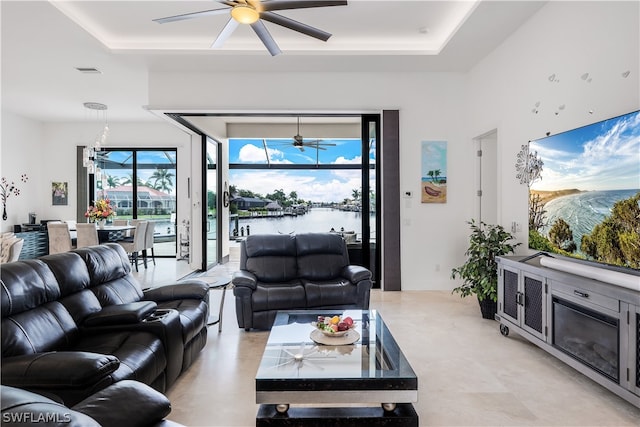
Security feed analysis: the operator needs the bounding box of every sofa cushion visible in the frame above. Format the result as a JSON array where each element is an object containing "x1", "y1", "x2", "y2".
[
  {"x1": 243, "y1": 234, "x2": 298, "y2": 283},
  {"x1": 251, "y1": 283, "x2": 306, "y2": 311},
  {"x1": 73, "y1": 331, "x2": 167, "y2": 386},
  {"x1": 1, "y1": 385, "x2": 101, "y2": 427},
  {"x1": 73, "y1": 380, "x2": 172, "y2": 427},
  {"x1": 1, "y1": 260, "x2": 61, "y2": 317},
  {"x1": 304, "y1": 279, "x2": 359, "y2": 307},
  {"x1": 296, "y1": 233, "x2": 350, "y2": 280},
  {"x1": 40, "y1": 252, "x2": 91, "y2": 296},
  {"x1": 2, "y1": 302, "x2": 79, "y2": 357}
]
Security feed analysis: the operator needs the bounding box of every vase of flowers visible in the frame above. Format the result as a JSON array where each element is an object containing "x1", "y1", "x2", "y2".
[{"x1": 85, "y1": 199, "x2": 116, "y2": 228}]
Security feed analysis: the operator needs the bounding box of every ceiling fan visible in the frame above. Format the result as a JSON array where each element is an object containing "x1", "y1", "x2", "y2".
[
  {"x1": 154, "y1": 0, "x2": 348, "y2": 56},
  {"x1": 287, "y1": 117, "x2": 336, "y2": 152}
]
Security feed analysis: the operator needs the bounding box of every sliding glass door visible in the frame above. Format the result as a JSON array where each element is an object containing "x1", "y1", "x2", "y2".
[{"x1": 92, "y1": 148, "x2": 177, "y2": 257}]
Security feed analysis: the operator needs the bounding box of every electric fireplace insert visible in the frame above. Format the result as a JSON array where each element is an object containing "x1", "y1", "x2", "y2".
[{"x1": 552, "y1": 297, "x2": 619, "y2": 383}]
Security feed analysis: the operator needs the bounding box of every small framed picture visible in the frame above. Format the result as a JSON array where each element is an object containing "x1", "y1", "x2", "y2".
[{"x1": 52, "y1": 182, "x2": 68, "y2": 206}]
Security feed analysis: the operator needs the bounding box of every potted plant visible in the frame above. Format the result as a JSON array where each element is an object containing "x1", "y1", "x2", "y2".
[{"x1": 451, "y1": 219, "x2": 520, "y2": 319}]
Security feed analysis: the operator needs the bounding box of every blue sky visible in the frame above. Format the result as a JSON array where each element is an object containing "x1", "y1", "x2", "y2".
[
  {"x1": 530, "y1": 110, "x2": 640, "y2": 191},
  {"x1": 229, "y1": 138, "x2": 373, "y2": 203},
  {"x1": 421, "y1": 141, "x2": 447, "y2": 179}
]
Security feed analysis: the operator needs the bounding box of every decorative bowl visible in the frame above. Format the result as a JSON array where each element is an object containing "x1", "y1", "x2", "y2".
[{"x1": 313, "y1": 315, "x2": 356, "y2": 337}]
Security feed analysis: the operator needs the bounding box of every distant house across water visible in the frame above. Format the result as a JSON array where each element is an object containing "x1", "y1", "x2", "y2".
[{"x1": 100, "y1": 185, "x2": 175, "y2": 215}]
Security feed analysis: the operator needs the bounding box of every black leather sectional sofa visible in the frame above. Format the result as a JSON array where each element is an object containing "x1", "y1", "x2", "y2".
[
  {"x1": 0, "y1": 243, "x2": 209, "y2": 407},
  {"x1": 232, "y1": 233, "x2": 372, "y2": 330}
]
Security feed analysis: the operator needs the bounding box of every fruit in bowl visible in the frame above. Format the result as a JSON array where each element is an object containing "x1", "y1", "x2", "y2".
[{"x1": 314, "y1": 315, "x2": 355, "y2": 337}]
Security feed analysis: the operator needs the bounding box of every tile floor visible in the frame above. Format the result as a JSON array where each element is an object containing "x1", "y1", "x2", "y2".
[{"x1": 133, "y1": 257, "x2": 640, "y2": 427}]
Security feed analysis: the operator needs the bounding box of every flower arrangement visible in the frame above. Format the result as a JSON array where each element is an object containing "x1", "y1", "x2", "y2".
[{"x1": 85, "y1": 199, "x2": 116, "y2": 222}]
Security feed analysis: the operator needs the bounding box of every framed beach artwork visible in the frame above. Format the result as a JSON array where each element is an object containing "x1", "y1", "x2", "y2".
[
  {"x1": 421, "y1": 141, "x2": 447, "y2": 203},
  {"x1": 52, "y1": 181, "x2": 68, "y2": 206}
]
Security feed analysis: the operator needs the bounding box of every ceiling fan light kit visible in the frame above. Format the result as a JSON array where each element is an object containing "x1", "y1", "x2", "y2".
[
  {"x1": 154, "y1": 0, "x2": 348, "y2": 56},
  {"x1": 231, "y1": 5, "x2": 260, "y2": 24}
]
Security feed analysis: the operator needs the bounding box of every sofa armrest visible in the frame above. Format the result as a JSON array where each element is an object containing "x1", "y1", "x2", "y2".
[
  {"x1": 72, "y1": 380, "x2": 172, "y2": 427},
  {"x1": 1, "y1": 352, "x2": 120, "y2": 388},
  {"x1": 232, "y1": 270, "x2": 257, "y2": 290},
  {"x1": 143, "y1": 280, "x2": 209, "y2": 302},
  {"x1": 83, "y1": 302, "x2": 158, "y2": 327},
  {"x1": 342, "y1": 265, "x2": 372, "y2": 283}
]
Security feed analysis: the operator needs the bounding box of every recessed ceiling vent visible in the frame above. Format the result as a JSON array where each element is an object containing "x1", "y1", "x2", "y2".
[{"x1": 75, "y1": 67, "x2": 102, "y2": 74}]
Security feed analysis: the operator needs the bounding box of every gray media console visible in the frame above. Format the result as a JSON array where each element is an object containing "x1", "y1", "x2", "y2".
[{"x1": 496, "y1": 255, "x2": 639, "y2": 408}]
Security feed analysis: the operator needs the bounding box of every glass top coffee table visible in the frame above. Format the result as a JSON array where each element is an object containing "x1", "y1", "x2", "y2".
[{"x1": 255, "y1": 310, "x2": 418, "y2": 426}]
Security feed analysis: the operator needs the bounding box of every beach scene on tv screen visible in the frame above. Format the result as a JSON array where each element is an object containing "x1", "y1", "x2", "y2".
[{"x1": 528, "y1": 110, "x2": 640, "y2": 270}]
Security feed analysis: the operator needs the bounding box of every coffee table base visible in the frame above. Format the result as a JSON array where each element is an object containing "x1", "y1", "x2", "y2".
[{"x1": 256, "y1": 403, "x2": 418, "y2": 427}]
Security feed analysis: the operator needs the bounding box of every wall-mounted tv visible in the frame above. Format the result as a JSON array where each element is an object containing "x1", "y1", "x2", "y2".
[{"x1": 528, "y1": 110, "x2": 640, "y2": 272}]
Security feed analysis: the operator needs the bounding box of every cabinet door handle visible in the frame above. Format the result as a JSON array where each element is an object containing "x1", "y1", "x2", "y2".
[{"x1": 573, "y1": 290, "x2": 589, "y2": 298}]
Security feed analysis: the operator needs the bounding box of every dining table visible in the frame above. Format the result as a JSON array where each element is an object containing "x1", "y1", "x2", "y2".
[{"x1": 96, "y1": 225, "x2": 136, "y2": 243}]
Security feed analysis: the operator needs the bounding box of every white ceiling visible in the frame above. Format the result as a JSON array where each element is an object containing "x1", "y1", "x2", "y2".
[{"x1": 1, "y1": 1, "x2": 546, "y2": 123}]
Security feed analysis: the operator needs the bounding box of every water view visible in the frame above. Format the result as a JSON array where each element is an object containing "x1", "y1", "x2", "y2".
[
  {"x1": 230, "y1": 207, "x2": 371, "y2": 239},
  {"x1": 540, "y1": 189, "x2": 639, "y2": 254}
]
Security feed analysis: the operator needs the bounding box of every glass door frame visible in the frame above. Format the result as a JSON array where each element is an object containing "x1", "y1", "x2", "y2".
[{"x1": 201, "y1": 136, "x2": 223, "y2": 270}]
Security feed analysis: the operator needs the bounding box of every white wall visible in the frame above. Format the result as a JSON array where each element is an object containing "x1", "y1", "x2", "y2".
[{"x1": 0, "y1": 111, "x2": 44, "y2": 228}]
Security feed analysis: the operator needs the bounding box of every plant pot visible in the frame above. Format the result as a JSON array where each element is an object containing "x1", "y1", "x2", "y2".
[
  {"x1": 97, "y1": 219, "x2": 106, "y2": 229},
  {"x1": 478, "y1": 297, "x2": 497, "y2": 320}
]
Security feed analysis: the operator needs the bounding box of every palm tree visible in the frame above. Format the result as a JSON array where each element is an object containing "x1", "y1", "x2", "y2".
[
  {"x1": 434, "y1": 169, "x2": 441, "y2": 183},
  {"x1": 150, "y1": 168, "x2": 175, "y2": 192},
  {"x1": 427, "y1": 170, "x2": 435, "y2": 182},
  {"x1": 106, "y1": 175, "x2": 121, "y2": 188}
]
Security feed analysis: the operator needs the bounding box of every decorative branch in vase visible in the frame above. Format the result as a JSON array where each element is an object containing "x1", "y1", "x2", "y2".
[{"x1": 1, "y1": 174, "x2": 29, "y2": 220}]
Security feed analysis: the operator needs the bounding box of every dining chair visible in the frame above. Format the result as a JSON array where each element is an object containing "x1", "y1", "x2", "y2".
[
  {"x1": 47, "y1": 222, "x2": 74, "y2": 254},
  {"x1": 143, "y1": 221, "x2": 156, "y2": 266},
  {"x1": 76, "y1": 223, "x2": 99, "y2": 248},
  {"x1": 117, "y1": 221, "x2": 147, "y2": 271}
]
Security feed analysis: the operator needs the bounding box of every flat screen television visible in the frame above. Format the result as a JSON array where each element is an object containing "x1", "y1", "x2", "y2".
[{"x1": 528, "y1": 110, "x2": 640, "y2": 273}]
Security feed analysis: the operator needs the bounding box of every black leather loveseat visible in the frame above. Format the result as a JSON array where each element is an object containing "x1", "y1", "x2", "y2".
[
  {"x1": 232, "y1": 233, "x2": 372, "y2": 330},
  {"x1": 1, "y1": 243, "x2": 209, "y2": 406}
]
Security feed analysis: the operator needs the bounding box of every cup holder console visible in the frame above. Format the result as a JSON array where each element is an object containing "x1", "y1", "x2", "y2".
[{"x1": 143, "y1": 309, "x2": 173, "y2": 322}]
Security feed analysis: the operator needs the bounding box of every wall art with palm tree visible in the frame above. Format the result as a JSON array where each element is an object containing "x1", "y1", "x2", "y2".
[{"x1": 421, "y1": 141, "x2": 447, "y2": 203}]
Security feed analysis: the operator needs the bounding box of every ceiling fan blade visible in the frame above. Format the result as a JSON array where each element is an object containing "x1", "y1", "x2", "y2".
[
  {"x1": 261, "y1": 0, "x2": 348, "y2": 12},
  {"x1": 211, "y1": 18, "x2": 240, "y2": 48},
  {"x1": 153, "y1": 8, "x2": 230, "y2": 24},
  {"x1": 250, "y1": 20, "x2": 282, "y2": 56},
  {"x1": 260, "y1": 12, "x2": 331, "y2": 41}
]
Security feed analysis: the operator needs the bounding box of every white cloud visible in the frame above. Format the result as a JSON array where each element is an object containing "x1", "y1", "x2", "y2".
[{"x1": 238, "y1": 143, "x2": 291, "y2": 164}]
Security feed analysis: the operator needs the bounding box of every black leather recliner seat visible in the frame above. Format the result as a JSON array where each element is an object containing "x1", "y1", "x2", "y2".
[
  {"x1": 232, "y1": 233, "x2": 372, "y2": 330},
  {"x1": 1, "y1": 380, "x2": 184, "y2": 427},
  {"x1": 1, "y1": 243, "x2": 209, "y2": 406}
]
